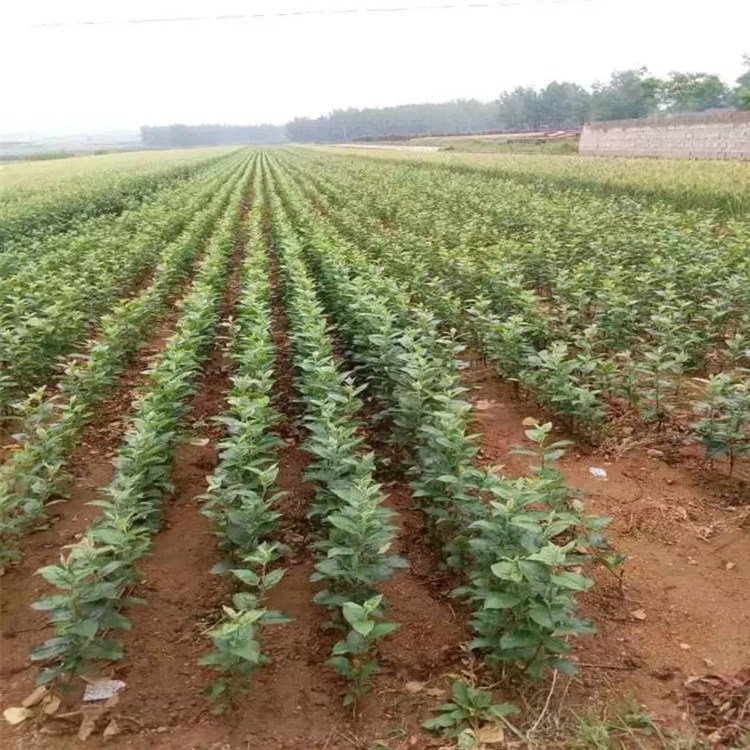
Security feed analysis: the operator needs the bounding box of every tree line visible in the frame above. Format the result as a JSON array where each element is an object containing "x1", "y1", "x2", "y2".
[{"x1": 142, "y1": 59, "x2": 750, "y2": 147}]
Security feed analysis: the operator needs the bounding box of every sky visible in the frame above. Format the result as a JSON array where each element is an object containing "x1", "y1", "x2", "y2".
[{"x1": 2, "y1": 0, "x2": 749, "y2": 136}]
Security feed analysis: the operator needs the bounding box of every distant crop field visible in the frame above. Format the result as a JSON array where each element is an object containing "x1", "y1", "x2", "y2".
[
  {"x1": 0, "y1": 147, "x2": 748, "y2": 750},
  {"x1": 317, "y1": 144, "x2": 750, "y2": 214},
  {"x1": 0, "y1": 145, "x2": 235, "y2": 191},
  {"x1": 0, "y1": 147, "x2": 237, "y2": 247}
]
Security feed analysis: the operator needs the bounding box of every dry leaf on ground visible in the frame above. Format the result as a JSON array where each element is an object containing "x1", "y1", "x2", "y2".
[
  {"x1": 21, "y1": 686, "x2": 49, "y2": 708},
  {"x1": 4, "y1": 707, "x2": 34, "y2": 725},
  {"x1": 684, "y1": 668, "x2": 750, "y2": 746}
]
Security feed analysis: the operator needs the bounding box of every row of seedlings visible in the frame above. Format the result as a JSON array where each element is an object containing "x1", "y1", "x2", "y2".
[
  {"x1": 269, "y1": 161, "x2": 621, "y2": 682},
  {"x1": 0, "y1": 151, "x2": 250, "y2": 412},
  {"x1": 0, "y1": 155, "x2": 254, "y2": 567},
  {"x1": 276, "y1": 155, "x2": 606, "y2": 440},
  {"x1": 28, "y1": 159, "x2": 252, "y2": 688},
  {"x1": 277, "y1": 154, "x2": 750, "y2": 451},
  {"x1": 0, "y1": 151, "x2": 241, "y2": 278},
  {"x1": 0, "y1": 148, "x2": 236, "y2": 251},
  {"x1": 267, "y1": 180, "x2": 405, "y2": 709},
  {"x1": 198, "y1": 180, "x2": 291, "y2": 711}
]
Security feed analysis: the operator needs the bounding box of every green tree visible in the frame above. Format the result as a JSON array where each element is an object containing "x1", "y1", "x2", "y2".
[
  {"x1": 590, "y1": 68, "x2": 661, "y2": 121},
  {"x1": 537, "y1": 81, "x2": 591, "y2": 128},
  {"x1": 734, "y1": 54, "x2": 750, "y2": 110},
  {"x1": 659, "y1": 71, "x2": 729, "y2": 112},
  {"x1": 497, "y1": 87, "x2": 542, "y2": 130}
]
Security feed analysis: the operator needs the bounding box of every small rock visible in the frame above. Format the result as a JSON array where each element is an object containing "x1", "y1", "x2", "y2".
[
  {"x1": 650, "y1": 666, "x2": 678, "y2": 681},
  {"x1": 688, "y1": 557, "x2": 697, "y2": 565},
  {"x1": 702, "y1": 657, "x2": 714, "y2": 668},
  {"x1": 308, "y1": 691, "x2": 328, "y2": 706},
  {"x1": 624, "y1": 654, "x2": 644, "y2": 668},
  {"x1": 156, "y1": 726, "x2": 168, "y2": 733},
  {"x1": 630, "y1": 609, "x2": 647, "y2": 621},
  {"x1": 725, "y1": 561, "x2": 736, "y2": 570},
  {"x1": 679, "y1": 643, "x2": 692, "y2": 651},
  {"x1": 647, "y1": 448, "x2": 665, "y2": 458}
]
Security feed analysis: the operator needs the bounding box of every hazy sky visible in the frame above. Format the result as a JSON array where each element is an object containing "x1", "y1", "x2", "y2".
[{"x1": 3, "y1": 0, "x2": 749, "y2": 135}]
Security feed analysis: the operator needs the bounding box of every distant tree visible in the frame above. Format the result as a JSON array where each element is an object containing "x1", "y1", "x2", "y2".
[
  {"x1": 495, "y1": 83, "x2": 591, "y2": 130},
  {"x1": 590, "y1": 68, "x2": 661, "y2": 121},
  {"x1": 537, "y1": 81, "x2": 591, "y2": 128},
  {"x1": 734, "y1": 54, "x2": 750, "y2": 110},
  {"x1": 497, "y1": 87, "x2": 542, "y2": 130},
  {"x1": 658, "y1": 71, "x2": 730, "y2": 112},
  {"x1": 144, "y1": 61, "x2": 745, "y2": 146},
  {"x1": 286, "y1": 100, "x2": 499, "y2": 143}
]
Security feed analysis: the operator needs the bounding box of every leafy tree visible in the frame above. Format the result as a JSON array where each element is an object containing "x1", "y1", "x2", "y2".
[
  {"x1": 658, "y1": 71, "x2": 729, "y2": 112},
  {"x1": 286, "y1": 100, "x2": 498, "y2": 143},
  {"x1": 148, "y1": 60, "x2": 745, "y2": 146},
  {"x1": 734, "y1": 54, "x2": 750, "y2": 110},
  {"x1": 590, "y1": 68, "x2": 661, "y2": 121},
  {"x1": 497, "y1": 87, "x2": 542, "y2": 130},
  {"x1": 537, "y1": 81, "x2": 591, "y2": 128}
]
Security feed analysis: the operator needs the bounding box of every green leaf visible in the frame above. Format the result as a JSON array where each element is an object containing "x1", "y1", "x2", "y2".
[
  {"x1": 489, "y1": 702, "x2": 521, "y2": 718},
  {"x1": 262, "y1": 567, "x2": 285, "y2": 590},
  {"x1": 37, "y1": 566, "x2": 71, "y2": 589},
  {"x1": 70, "y1": 619, "x2": 99, "y2": 639},
  {"x1": 490, "y1": 561, "x2": 521, "y2": 582},
  {"x1": 204, "y1": 679, "x2": 228, "y2": 701},
  {"x1": 484, "y1": 592, "x2": 522, "y2": 610},
  {"x1": 231, "y1": 568, "x2": 260, "y2": 587},
  {"x1": 352, "y1": 619, "x2": 375, "y2": 636},
  {"x1": 422, "y1": 713, "x2": 460, "y2": 730},
  {"x1": 326, "y1": 655, "x2": 352, "y2": 678},
  {"x1": 528, "y1": 605, "x2": 555, "y2": 629},
  {"x1": 342, "y1": 601, "x2": 365, "y2": 625},
  {"x1": 29, "y1": 638, "x2": 69, "y2": 662},
  {"x1": 550, "y1": 571, "x2": 592, "y2": 591}
]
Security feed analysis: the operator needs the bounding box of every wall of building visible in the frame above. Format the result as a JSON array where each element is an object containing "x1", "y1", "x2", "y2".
[{"x1": 579, "y1": 111, "x2": 750, "y2": 160}]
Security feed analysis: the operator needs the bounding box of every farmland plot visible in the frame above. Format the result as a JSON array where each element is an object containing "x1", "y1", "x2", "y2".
[{"x1": 0, "y1": 148, "x2": 748, "y2": 750}]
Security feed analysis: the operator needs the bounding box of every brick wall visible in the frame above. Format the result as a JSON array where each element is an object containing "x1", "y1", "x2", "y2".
[{"x1": 579, "y1": 111, "x2": 750, "y2": 160}]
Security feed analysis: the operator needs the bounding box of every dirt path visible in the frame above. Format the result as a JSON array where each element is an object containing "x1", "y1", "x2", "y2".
[
  {"x1": 0, "y1": 305, "x2": 185, "y2": 707},
  {"x1": 0, "y1": 215, "x2": 219, "y2": 699},
  {"x1": 108, "y1": 198, "x2": 251, "y2": 734},
  {"x1": 222, "y1": 209, "x2": 348, "y2": 748}
]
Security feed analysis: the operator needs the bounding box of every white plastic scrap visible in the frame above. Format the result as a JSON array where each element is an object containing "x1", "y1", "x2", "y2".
[
  {"x1": 83, "y1": 679, "x2": 126, "y2": 702},
  {"x1": 588, "y1": 467, "x2": 608, "y2": 479}
]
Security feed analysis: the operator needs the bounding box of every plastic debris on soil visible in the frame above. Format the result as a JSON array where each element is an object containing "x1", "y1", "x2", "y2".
[{"x1": 83, "y1": 679, "x2": 126, "y2": 702}]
